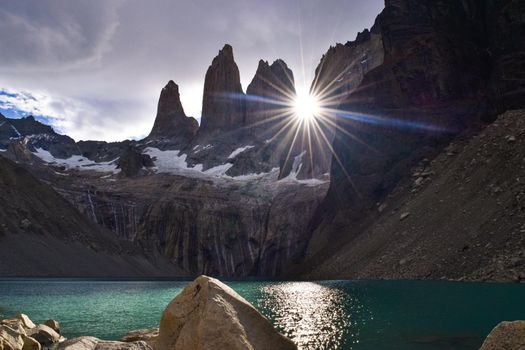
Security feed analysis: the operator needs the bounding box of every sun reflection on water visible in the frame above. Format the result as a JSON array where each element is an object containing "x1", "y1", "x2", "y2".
[{"x1": 256, "y1": 282, "x2": 366, "y2": 350}]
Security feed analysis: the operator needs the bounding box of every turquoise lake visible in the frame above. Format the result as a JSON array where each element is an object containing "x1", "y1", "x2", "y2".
[{"x1": 0, "y1": 279, "x2": 524, "y2": 349}]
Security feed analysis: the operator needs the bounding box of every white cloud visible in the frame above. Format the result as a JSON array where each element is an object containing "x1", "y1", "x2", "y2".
[{"x1": 0, "y1": 88, "x2": 150, "y2": 142}]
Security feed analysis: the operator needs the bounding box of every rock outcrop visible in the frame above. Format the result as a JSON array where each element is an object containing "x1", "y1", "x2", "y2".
[
  {"x1": 245, "y1": 59, "x2": 295, "y2": 139},
  {"x1": 0, "y1": 315, "x2": 58, "y2": 350},
  {"x1": 117, "y1": 146, "x2": 154, "y2": 177},
  {"x1": 480, "y1": 321, "x2": 525, "y2": 350},
  {"x1": 199, "y1": 45, "x2": 245, "y2": 136},
  {"x1": 147, "y1": 81, "x2": 198, "y2": 144},
  {"x1": 156, "y1": 275, "x2": 296, "y2": 350}
]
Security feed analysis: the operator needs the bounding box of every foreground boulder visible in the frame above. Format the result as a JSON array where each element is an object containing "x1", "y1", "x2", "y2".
[
  {"x1": 0, "y1": 325, "x2": 24, "y2": 350},
  {"x1": 59, "y1": 337, "x2": 151, "y2": 350},
  {"x1": 27, "y1": 325, "x2": 60, "y2": 346},
  {"x1": 480, "y1": 321, "x2": 525, "y2": 349},
  {"x1": 155, "y1": 275, "x2": 296, "y2": 350}
]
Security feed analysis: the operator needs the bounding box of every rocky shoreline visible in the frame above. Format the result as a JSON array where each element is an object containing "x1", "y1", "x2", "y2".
[{"x1": 1, "y1": 276, "x2": 296, "y2": 350}]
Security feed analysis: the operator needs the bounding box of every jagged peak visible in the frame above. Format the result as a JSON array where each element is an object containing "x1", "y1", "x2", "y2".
[
  {"x1": 215, "y1": 44, "x2": 234, "y2": 62},
  {"x1": 148, "y1": 80, "x2": 198, "y2": 141},
  {"x1": 257, "y1": 59, "x2": 270, "y2": 70},
  {"x1": 163, "y1": 80, "x2": 179, "y2": 91},
  {"x1": 271, "y1": 59, "x2": 289, "y2": 69}
]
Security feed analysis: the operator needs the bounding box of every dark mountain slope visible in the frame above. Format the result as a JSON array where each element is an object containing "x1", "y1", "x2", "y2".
[
  {"x1": 300, "y1": 0, "x2": 525, "y2": 281},
  {"x1": 0, "y1": 155, "x2": 182, "y2": 276},
  {"x1": 302, "y1": 110, "x2": 525, "y2": 282}
]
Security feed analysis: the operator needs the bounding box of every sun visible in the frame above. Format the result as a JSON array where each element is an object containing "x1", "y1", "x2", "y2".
[{"x1": 293, "y1": 89, "x2": 320, "y2": 122}]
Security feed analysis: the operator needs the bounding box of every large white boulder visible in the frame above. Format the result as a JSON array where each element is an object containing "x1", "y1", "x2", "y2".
[
  {"x1": 155, "y1": 275, "x2": 296, "y2": 350},
  {"x1": 480, "y1": 320, "x2": 525, "y2": 350},
  {"x1": 14, "y1": 316, "x2": 35, "y2": 331}
]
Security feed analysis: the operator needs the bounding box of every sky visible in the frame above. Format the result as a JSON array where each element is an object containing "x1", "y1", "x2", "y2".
[{"x1": 0, "y1": 0, "x2": 384, "y2": 142}]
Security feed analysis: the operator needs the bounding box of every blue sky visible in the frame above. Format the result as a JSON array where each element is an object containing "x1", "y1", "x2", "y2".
[{"x1": 0, "y1": 0, "x2": 384, "y2": 141}]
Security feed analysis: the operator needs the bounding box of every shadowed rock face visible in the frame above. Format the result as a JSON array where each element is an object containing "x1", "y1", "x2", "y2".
[
  {"x1": 322, "y1": 0, "x2": 524, "y2": 216},
  {"x1": 487, "y1": 0, "x2": 525, "y2": 111},
  {"x1": 148, "y1": 81, "x2": 198, "y2": 144},
  {"x1": 245, "y1": 59, "x2": 296, "y2": 139},
  {"x1": 304, "y1": 0, "x2": 525, "y2": 277},
  {"x1": 199, "y1": 45, "x2": 245, "y2": 136},
  {"x1": 311, "y1": 28, "x2": 384, "y2": 109},
  {"x1": 57, "y1": 173, "x2": 328, "y2": 277}
]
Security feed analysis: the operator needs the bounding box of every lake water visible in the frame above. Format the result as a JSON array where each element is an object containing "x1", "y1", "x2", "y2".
[{"x1": 0, "y1": 279, "x2": 523, "y2": 350}]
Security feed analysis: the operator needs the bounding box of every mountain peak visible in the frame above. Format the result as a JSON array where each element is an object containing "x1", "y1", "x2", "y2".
[
  {"x1": 164, "y1": 80, "x2": 178, "y2": 91},
  {"x1": 245, "y1": 58, "x2": 295, "y2": 138},
  {"x1": 199, "y1": 45, "x2": 245, "y2": 136},
  {"x1": 147, "y1": 81, "x2": 198, "y2": 142},
  {"x1": 219, "y1": 44, "x2": 234, "y2": 58}
]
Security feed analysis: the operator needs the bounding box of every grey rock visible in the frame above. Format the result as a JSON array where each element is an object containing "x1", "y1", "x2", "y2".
[{"x1": 480, "y1": 320, "x2": 525, "y2": 350}]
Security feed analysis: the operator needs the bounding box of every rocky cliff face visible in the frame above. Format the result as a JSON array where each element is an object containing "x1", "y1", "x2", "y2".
[
  {"x1": 51, "y1": 171, "x2": 327, "y2": 277},
  {"x1": 245, "y1": 59, "x2": 296, "y2": 139},
  {"x1": 305, "y1": 0, "x2": 525, "y2": 275},
  {"x1": 147, "y1": 81, "x2": 198, "y2": 145},
  {"x1": 311, "y1": 27, "x2": 384, "y2": 108},
  {"x1": 199, "y1": 45, "x2": 246, "y2": 137}
]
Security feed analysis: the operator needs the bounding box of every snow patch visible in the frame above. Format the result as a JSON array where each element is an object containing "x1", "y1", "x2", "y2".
[
  {"x1": 229, "y1": 167, "x2": 280, "y2": 181},
  {"x1": 10, "y1": 124, "x2": 21, "y2": 137},
  {"x1": 203, "y1": 163, "x2": 233, "y2": 175},
  {"x1": 227, "y1": 145, "x2": 254, "y2": 159},
  {"x1": 32, "y1": 148, "x2": 120, "y2": 173},
  {"x1": 144, "y1": 147, "x2": 273, "y2": 181},
  {"x1": 194, "y1": 144, "x2": 213, "y2": 154},
  {"x1": 278, "y1": 151, "x2": 327, "y2": 187}
]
